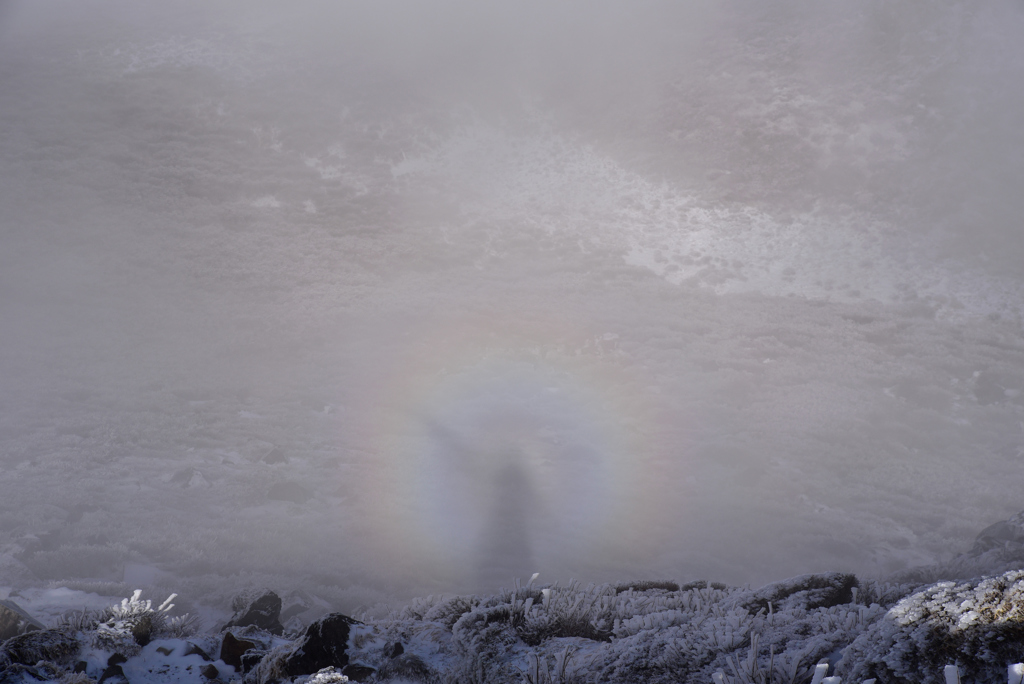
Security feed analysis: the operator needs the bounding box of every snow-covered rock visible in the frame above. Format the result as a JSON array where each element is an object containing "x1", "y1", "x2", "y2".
[
  {"x1": 0, "y1": 601, "x2": 44, "y2": 641},
  {"x1": 0, "y1": 627, "x2": 79, "y2": 669},
  {"x1": 839, "y1": 569, "x2": 1024, "y2": 684}
]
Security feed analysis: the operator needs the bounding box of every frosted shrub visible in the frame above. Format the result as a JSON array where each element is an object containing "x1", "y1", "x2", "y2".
[
  {"x1": 521, "y1": 646, "x2": 581, "y2": 684},
  {"x1": 55, "y1": 609, "x2": 102, "y2": 632},
  {"x1": 93, "y1": 590, "x2": 197, "y2": 652},
  {"x1": 165, "y1": 612, "x2": 202, "y2": 638},
  {"x1": 511, "y1": 581, "x2": 614, "y2": 646},
  {"x1": 423, "y1": 595, "x2": 479, "y2": 629}
]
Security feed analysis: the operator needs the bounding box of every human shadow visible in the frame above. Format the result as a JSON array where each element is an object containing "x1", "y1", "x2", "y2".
[{"x1": 425, "y1": 419, "x2": 537, "y2": 589}]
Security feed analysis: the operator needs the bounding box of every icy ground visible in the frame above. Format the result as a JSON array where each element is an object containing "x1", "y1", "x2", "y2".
[{"x1": 1, "y1": 0, "x2": 1024, "y2": 619}]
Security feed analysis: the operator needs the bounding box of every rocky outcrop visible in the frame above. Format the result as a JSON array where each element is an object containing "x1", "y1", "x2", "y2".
[
  {"x1": 838, "y1": 569, "x2": 1024, "y2": 684},
  {"x1": 0, "y1": 628, "x2": 79, "y2": 667},
  {"x1": 0, "y1": 600, "x2": 44, "y2": 641},
  {"x1": 98, "y1": 663, "x2": 130, "y2": 684},
  {"x1": 224, "y1": 590, "x2": 284, "y2": 635},
  {"x1": 244, "y1": 613, "x2": 363, "y2": 684},
  {"x1": 279, "y1": 613, "x2": 362, "y2": 676},
  {"x1": 219, "y1": 631, "x2": 259, "y2": 669}
]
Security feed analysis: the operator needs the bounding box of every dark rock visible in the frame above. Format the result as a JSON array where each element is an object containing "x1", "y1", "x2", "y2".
[
  {"x1": 240, "y1": 649, "x2": 268, "y2": 673},
  {"x1": 839, "y1": 569, "x2": 1024, "y2": 684},
  {"x1": 0, "y1": 628, "x2": 79, "y2": 666},
  {"x1": 183, "y1": 643, "x2": 211, "y2": 661},
  {"x1": 200, "y1": 664, "x2": 219, "y2": 680},
  {"x1": 220, "y1": 632, "x2": 258, "y2": 669},
  {"x1": 267, "y1": 482, "x2": 311, "y2": 504},
  {"x1": 98, "y1": 664, "x2": 129, "y2": 684},
  {"x1": 341, "y1": 664, "x2": 376, "y2": 682},
  {"x1": 224, "y1": 591, "x2": 283, "y2": 635},
  {"x1": 739, "y1": 572, "x2": 858, "y2": 613},
  {"x1": 284, "y1": 613, "x2": 361, "y2": 674},
  {"x1": 0, "y1": 600, "x2": 44, "y2": 641},
  {"x1": 107, "y1": 653, "x2": 127, "y2": 667},
  {"x1": 386, "y1": 641, "x2": 404, "y2": 659},
  {"x1": 74, "y1": 661, "x2": 88, "y2": 673},
  {"x1": 249, "y1": 613, "x2": 363, "y2": 681},
  {"x1": 156, "y1": 646, "x2": 174, "y2": 657}
]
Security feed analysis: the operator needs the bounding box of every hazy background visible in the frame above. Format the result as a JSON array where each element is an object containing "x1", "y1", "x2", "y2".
[{"x1": 2, "y1": 0, "x2": 1024, "y2": 615}]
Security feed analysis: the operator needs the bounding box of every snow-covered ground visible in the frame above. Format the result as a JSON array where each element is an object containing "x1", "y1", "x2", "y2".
[
  {"x1": 5, "y1": 564, "x2": 1024, "y2": 684},
  {"x1": 1, "y1": 0, "x2": 1023, "y2": 620}
]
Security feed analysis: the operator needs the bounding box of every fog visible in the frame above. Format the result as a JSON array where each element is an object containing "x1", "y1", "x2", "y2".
[{"x1": 2, "y1": 0, "x2": 1024, "y2": 613}]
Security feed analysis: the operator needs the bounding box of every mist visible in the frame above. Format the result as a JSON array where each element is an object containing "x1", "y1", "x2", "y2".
[{"x1": 2, "y1": 0, "x2": 1024, "y2": 613}]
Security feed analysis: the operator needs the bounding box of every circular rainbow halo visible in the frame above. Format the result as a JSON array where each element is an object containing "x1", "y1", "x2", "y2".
[{"x1": 353, "y1": 313, "x2": 671, "y2": 589}]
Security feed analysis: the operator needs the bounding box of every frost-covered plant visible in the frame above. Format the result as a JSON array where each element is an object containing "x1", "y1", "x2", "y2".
[
  {"x1": 106, "y1": 589, "x2": 175, "y2": 622},
  {"x1": 714, "y1": 642, "x2": 831, "y2": 684},
  {"x1": 512, "y1": 580, "x2": 614, "y2": 646},
  {"x1": 423, "y1": 595, "x2": 479, "y2": 629},
  {"x1": 55, "y1": 608, "x2": 102, "y2": 632},
  {"x1": 93, "y1": 590, "x2": 194, "y2": 651},
  {"x1": 441, "y1": 645, "x2": 522, "y2": 684},
  {"x1": 165, "y1": 612, "x2": 202, "y2": 638},
  {"x1": 718, "y1": 633, "x2": 777, "y2": 684},
  {"x1": 521, "y1": 646, "x2": 582, "y2": 684}
]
